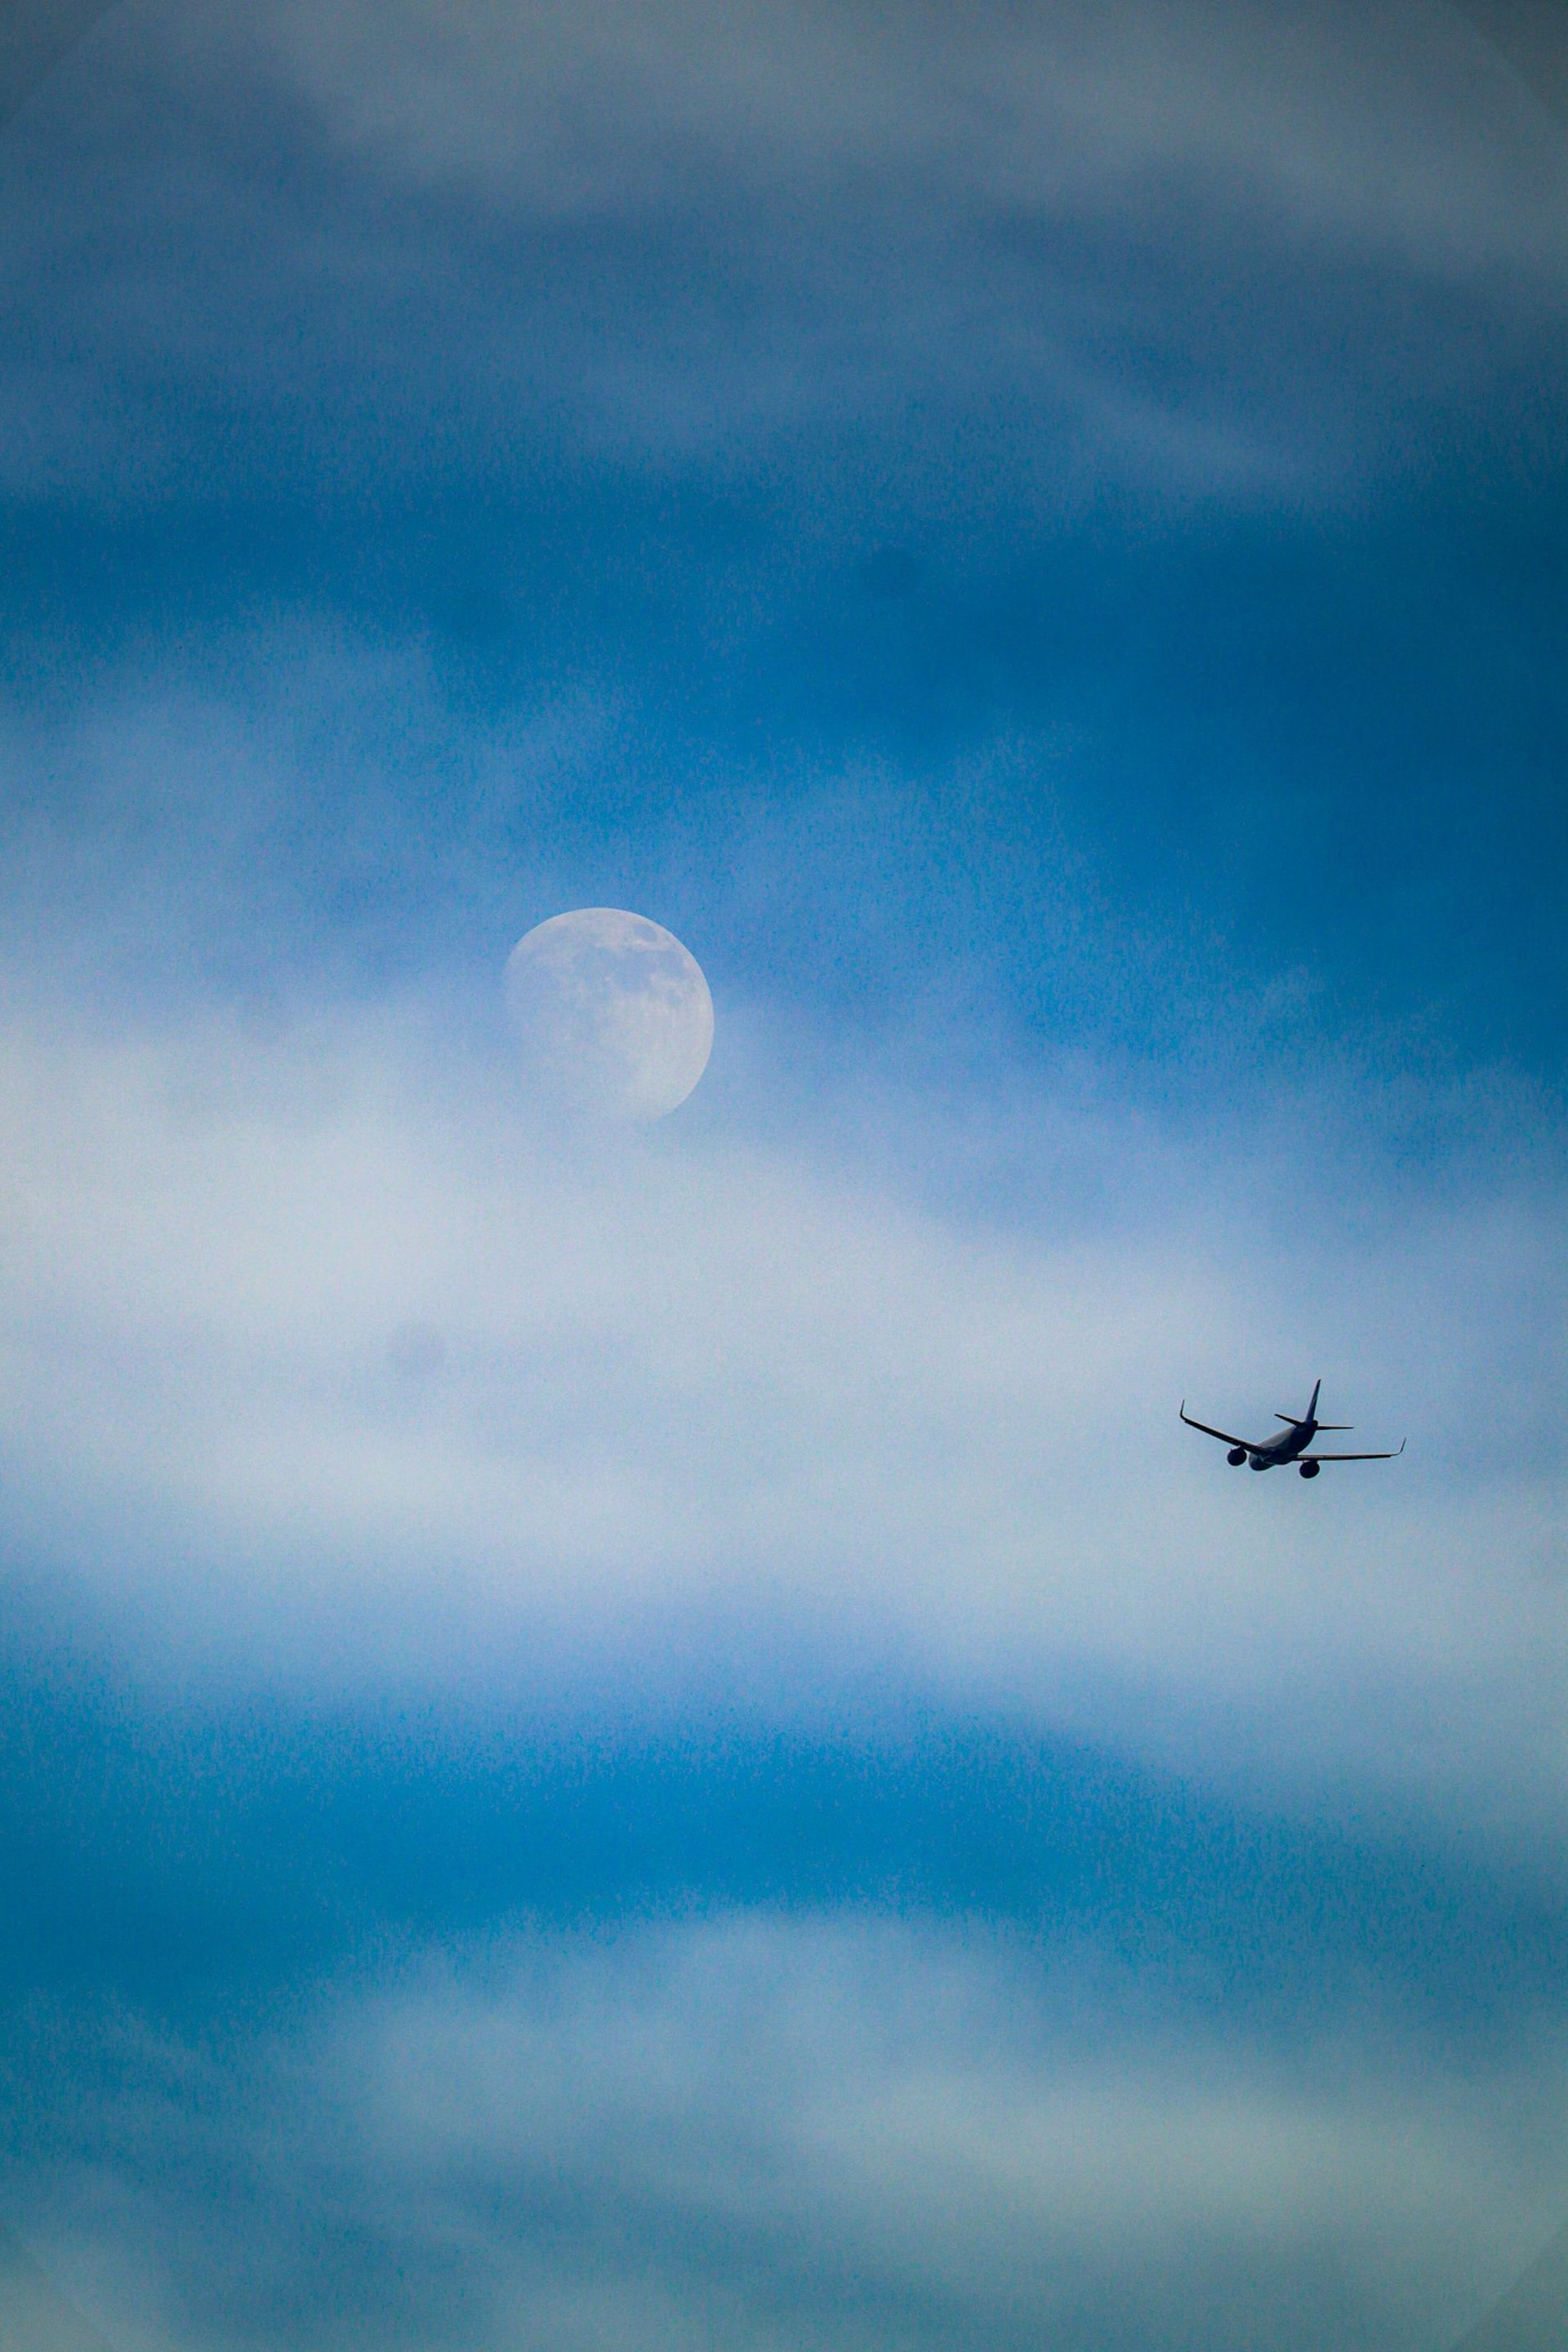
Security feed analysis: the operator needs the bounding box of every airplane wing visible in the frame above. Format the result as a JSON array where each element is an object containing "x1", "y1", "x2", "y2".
[
  {"x1": 1179, "y1": 1404, "x2": 1252, "y2": 1447},
  {"x1": 1298, "y1": 1441, "x2": 1406, "y2": 1462}
]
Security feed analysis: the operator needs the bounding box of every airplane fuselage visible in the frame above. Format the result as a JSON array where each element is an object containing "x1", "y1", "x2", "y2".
[{"x1": 1246, "y1": 1416, "x2": 1314, "y2": 1470}]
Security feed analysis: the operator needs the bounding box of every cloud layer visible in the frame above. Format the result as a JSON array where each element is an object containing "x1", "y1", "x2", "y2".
[
  {"x1": 2, "y1": 6, "x2": 1567, "y2": 2348},
  {"x1": 3, "y1": 0, "x2": 1566, "y2": 514},
  {"x1": 0, "y1": 820, "x2": 1564, "y2": 1842},
  {"x1": 8, "y1": 1913, "x2": 1568, "y2": 2352}
]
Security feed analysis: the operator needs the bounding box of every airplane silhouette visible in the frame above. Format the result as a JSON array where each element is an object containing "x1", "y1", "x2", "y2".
[{"x1": 1181, "y1": 1380, "x2": 1405, "y2": 1477}]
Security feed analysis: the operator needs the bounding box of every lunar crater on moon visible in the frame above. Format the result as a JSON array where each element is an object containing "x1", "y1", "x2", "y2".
[{"x1": 506, "y1": 908, "x2": 715, "y2": 1122}]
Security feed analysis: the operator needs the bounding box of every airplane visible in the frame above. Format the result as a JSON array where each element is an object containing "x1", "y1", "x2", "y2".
[{"x1": 1180, "y1": 1380, "x2": 1405, "y2": 1477}]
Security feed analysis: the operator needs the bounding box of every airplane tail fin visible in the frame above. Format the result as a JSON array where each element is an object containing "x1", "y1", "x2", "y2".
[
  {"x1": 1280, "y1": 1385, "x2": 1352, "y2": 1429},
  {"x1": 1304, "y1": 1378, "x2": 1355, "y2": 1429}
]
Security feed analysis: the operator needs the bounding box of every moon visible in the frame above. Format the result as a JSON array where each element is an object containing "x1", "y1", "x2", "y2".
[{"x1": 505, "y1": 909, "x2": 715, "y2": 1121}]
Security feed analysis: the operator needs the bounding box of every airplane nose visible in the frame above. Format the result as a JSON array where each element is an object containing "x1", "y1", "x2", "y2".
[{"x1": 1249, "y1": 1456, "x2": 1268, "y2": 1471}]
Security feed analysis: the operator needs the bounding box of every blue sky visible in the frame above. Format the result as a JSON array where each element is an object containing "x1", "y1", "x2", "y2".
[{"x1": 0, "y1": 2, "x2": 1566, "y2": 2347}]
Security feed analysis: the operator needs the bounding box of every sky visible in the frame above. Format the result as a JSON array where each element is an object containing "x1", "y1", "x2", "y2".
[{"x1": 0, "y1": 1, "x2": 1566, "y2": 2346}]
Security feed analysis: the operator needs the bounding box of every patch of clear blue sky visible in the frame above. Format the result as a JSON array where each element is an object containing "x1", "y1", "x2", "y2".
[
  {"x1": 7, "y1": 453, "x2": 1568, "y2": 1102},
  {"x1": 0, "y1": 0, "x2": 1564, "y2": 1089},
  {"x1": 0, "y1": 1596, "x2": 1561, "y2": 2041}
]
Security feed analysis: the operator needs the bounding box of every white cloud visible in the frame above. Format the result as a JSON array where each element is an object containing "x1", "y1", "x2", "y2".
[
  {"x1": 0, "y1": 644, "x2": 1560, "y2": 1839},
  {"x1": 0, "y1": 920, "x2": 1564, "y2": 1837},
  {"x1": 4, "y1": 0, "x2": 1564, "y2": 510},
  {"x1": 255, "y1": 0, "x2": 1568, "y2": 277},
  {"x1": 11, "y1": 1913, "x2": 1568, "y2": 2350}
]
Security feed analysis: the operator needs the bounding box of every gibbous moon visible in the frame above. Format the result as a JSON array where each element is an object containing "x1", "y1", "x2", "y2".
[{"x1": 505, "y1": 909, "x2": 715, "y2": 1121}]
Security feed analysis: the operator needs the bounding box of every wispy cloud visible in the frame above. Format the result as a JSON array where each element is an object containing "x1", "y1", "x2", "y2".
[
  {"x1": 0, "y1": 686, "x2": 1563, "y2": 1837},
  {"x1": 259, "y1": 0, "x2": 1568, "y2": 268},
  {"x1": 3, "y1": 0, "x2": 1565, "y2": 513},
  {"x1": 2, "y1": 13, "x2": 1566, "y2": 2343},
  {"x1": 10, "y1": 1913, "x2": 1568, "y2": 2351}
]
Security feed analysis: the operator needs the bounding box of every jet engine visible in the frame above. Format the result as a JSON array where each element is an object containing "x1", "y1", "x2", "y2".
[
  {"x1": 1298, "y1": 1460, "x2": 1321, "y2": 1479},
  {"x1": 1227, "y1": 1447, "x2": 1247, "y2": 1466}
]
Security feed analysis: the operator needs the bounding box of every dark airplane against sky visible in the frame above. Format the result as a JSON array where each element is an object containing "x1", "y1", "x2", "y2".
[{"x1": 1180, "y1": 1383, "x2": 1406, "y2": 1477}]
